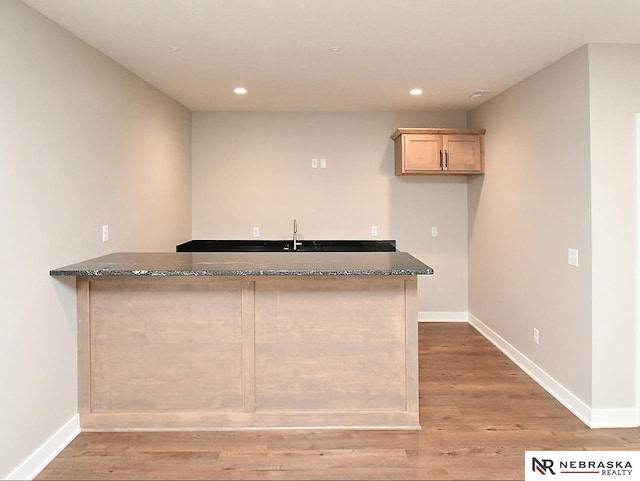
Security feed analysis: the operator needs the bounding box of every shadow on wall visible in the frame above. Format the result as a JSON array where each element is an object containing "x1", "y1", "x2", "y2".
[
  {"x1": 51, "y1": 275, "x2": 78, "y2": 340},
  {"x1": 385, "y1": 137, "x2": 471, "y2": 313},
  {"x1": 467, "y1": 174, "x2": 485, "y2": 243}
]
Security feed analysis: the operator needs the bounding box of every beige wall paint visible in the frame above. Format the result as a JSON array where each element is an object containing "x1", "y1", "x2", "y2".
[
  {"x1": 0, "y1": 1, "x2": 191, "y2": 477},
  {"x1": 467, "y1": 47, "x2": 593, "y2": 404},
  {"x1": 588, "y1": 44, "x2": 640, "y2": 410},
  {"x1": 191, "y1": 111, "x2": 469, "y2": 312},
  {"x1": 468, "y1": 43, "x2": 640, "y2": 419}
]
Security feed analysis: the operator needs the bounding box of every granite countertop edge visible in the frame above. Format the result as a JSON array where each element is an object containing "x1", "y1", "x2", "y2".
[
  {"x1": 49, "y1": 268, "x2": 434, "y2": 277},
  {"x1": 49, "y1": 252, "x2": 434, "y2": 277}
]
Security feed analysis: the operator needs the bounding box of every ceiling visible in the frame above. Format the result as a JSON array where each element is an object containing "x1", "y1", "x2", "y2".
[{"x1": 21, "y1": 0, "x2": 640, "y2": 112}]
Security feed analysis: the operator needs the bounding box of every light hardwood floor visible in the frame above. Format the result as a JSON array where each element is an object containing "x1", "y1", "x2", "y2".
[{"x1": 36, "y1": 323, "x2": 640, "y2": 480}]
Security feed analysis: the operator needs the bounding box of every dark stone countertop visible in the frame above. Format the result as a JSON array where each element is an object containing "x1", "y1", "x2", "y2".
[
  {"x1": 176, "y1": 239, "x2": 397, "y2": 252},
  {"x1": 50, "y1": 251, "x2": 434, "y2": 277}
]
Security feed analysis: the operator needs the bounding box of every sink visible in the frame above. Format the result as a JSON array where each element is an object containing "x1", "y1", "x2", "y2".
[{"x1": 176, "y1": 239, "x2": 396, "y2": 253}]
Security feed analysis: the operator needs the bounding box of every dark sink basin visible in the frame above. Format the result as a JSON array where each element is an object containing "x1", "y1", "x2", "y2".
[{"x1": 176, "y1": 239, "x2": 396, "y2": 253}]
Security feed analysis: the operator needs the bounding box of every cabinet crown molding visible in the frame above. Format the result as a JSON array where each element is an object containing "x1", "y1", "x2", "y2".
[{"x1": 390, "y1": 128, "x2": 486, "y2": 141}]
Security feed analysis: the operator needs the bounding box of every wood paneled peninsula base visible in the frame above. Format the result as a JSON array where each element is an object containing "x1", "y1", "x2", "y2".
[{"x1": 51, "y1": 252, "x2": 433, "y2": 431}]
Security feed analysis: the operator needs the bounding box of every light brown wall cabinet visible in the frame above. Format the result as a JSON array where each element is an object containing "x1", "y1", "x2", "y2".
[{"x1": 391, "y1": 128, "x2": 486, "y2": 175}]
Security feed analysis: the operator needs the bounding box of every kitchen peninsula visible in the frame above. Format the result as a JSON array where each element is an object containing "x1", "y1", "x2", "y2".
[{"x1": 51, "y1": 251, "x2": 433, "y2": 431}]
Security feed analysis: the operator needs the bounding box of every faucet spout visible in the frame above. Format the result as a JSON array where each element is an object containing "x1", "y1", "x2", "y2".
[{"x1": 293, "y1": 219, "x2": 302, "y2": 251}]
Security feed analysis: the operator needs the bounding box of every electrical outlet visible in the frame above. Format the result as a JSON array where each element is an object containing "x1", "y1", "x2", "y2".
[
  {"x1": 311, "y1": 158, "x2": 318, "y2": 168},
  {"x1": 371, "y1": 226, "x2": 378, "y2": 237},
  {"x1": 253, "y1": 227, "x2": 260, "y2": 237},
  {"x1": 431, "y1": 226, "x2": 438, "y2": 237},
  {"x1": 533, "y1": 328, "x2": 540, "y2": 345},
  {"x1": 102, "y1": 225, "x2": 109, "y2": 243}
]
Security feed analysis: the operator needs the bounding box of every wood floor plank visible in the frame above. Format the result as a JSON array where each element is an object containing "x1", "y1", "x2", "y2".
[{"x1": 36, "y1": 323, "x2": 640, "y2": 480}]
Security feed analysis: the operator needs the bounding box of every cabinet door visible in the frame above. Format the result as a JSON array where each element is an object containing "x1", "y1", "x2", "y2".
[
  {"x1": 402, "y1": 134, "x2": 443, "y2": 172},
  {"x1": 443, "y1": 135, "x2": 482, "y2": 172}
]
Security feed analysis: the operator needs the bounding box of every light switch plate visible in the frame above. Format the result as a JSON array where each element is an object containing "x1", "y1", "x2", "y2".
[{"x1": 568, "y1": 248, "x2": 579, "y2": 267}]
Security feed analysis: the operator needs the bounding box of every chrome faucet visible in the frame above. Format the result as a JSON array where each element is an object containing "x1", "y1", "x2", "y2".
[{"x1": 293, "y1": 219, "x2": 303, "y2": 251}]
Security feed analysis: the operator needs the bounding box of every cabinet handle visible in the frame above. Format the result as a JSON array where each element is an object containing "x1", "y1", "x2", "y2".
[
  {"x1": 439, "y1": 150, "x2": 443, "y2": 169},
  {"x1": 445, "y1": 150, "x2": 449, "y2": 169}
]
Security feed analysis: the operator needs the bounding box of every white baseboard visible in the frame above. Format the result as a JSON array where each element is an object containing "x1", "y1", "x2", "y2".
[
  {"x1": 6, "y1": 414, "x2": 80, "y2": 481},
  {"x1": 468, "y1": 313, "x2": 638, "y2": 429},
  {"x1": 419, "y1": 311, "x2": 469, "y2": 323},
  {"x1": 590, "y1": 408, "x2": 639, "y2": 429},
  {"x1": 467, "y1": 313, "x2": 595, "y2": 427}
]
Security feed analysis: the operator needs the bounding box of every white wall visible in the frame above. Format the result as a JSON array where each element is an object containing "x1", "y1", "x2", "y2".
[
  {"x1": 588, "y1": 44, "x2": 640, "y2": 414},
  {"x1": 467, "y1": 47, "x2": 593, "y2": 404},
  {"x1": 191, "y1": 111, "x2": 469, "y2": 313},
  {"x1": 467, "y1": 43, "x2": 640, "y2": 425},
  {"x1": 0, "y1": 1, "x2": 192, "y2": 477}
]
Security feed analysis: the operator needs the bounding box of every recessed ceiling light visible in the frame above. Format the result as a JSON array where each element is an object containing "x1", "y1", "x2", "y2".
[
  {"x1": 330, "y1": 47, "x2": 342, "y2": 52},
  {"x1": 168, "y1": 46, "x2": 181, "y2": 52},
  {"x1": 470, "y1": 89, "x2": 490, "y2": 98},
  {"x1": 233, "y1": 87, "x2": 248, "y2": 95},
  {"x1": 409, "y1": 88, "x2": 423, "y2": 96}
]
